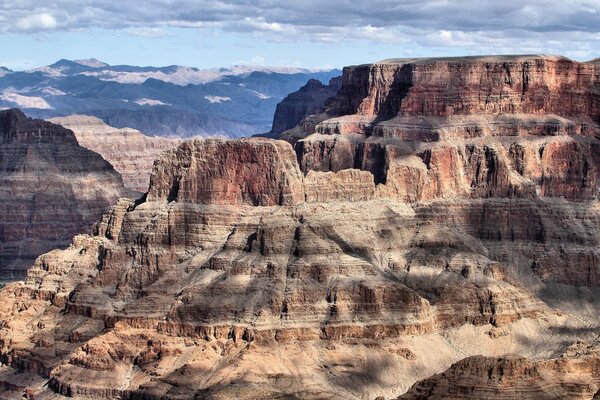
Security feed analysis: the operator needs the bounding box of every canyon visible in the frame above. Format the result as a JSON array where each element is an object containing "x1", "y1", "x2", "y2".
[
  {"x1": 0, "y1": 109, "x2": 128, "y2": 281},
  {"x1": 1, "y1": 54, "x2": 600, "y2": 399},
  {"x1": 49, "y1": 115, "x2": 181, "y2": 193}
]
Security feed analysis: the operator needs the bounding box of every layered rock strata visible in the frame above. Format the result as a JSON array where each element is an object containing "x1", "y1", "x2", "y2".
[
  {"x1": 0, "y1": 109, "x2": 128, "y2": 281},
  {"x1": 1, "y1": 55, "x2": 600, "y2": 399},
  {"x1": 399, "y1": 347, "x2": 600, "y2": 399},
  {"x1": 49, "y1": 115, "x2": 181, "y2": 192}
]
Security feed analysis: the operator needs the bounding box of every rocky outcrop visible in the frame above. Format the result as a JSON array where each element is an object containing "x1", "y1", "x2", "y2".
[
  {"x1": 327, "y1": 55, "x2": 599, "y2": 119},
  {"x1": 288, "y1": 55, "x2": 600, "y2": 203},
  {"x1": 399, "y1": 346, "x2": 600, "y2": 399},
  {"x1": 0, "y1": 138, "x2": 598, "y2": 398},
  {"x1": 1, "y1": 55, "x2": 600, "y2": 399},
  {"x1": 264, "y1": 76, "x2": 341, "y2": 138},
  {"x1": 0, "y1": 109, "x2": 127, "y2": 280},
  {"x1": 48, "y1": 115, "x2": 181, "y2": 193},
  {"x1": 147, "y1": 138, "x2": 305, "y2": 205}
]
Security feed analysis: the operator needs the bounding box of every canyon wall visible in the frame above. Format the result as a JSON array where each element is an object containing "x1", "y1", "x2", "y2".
[
  {"x1": 49, "y1": 115, "x2": 181, "y2": 193},
  {"x1": 265, "y1": 76, "x2": 342, "y2": 138},
  {"x1": 1, "y1": 55, "x2": 600, "y2": 399},
  {"x1": 0, "y1": 109, "x2": 128, "y2": 280}
]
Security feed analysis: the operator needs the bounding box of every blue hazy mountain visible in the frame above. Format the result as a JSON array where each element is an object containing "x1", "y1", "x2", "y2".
[{"x1": 0, "y1": 59, "x2": 340, "y2": 137}]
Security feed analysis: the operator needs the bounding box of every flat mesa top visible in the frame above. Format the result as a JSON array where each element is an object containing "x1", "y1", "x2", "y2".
[{"x1": 371, "y1": 54, "x2": 572, "y2": 65}]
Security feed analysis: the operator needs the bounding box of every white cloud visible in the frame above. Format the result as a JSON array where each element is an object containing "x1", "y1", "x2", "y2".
[
  {"x1": 0, "y1": 1, "x2": 599, "y2": 59},
  {"x1": 204, "y1": 95, "x2": 231, "y2": 103},
  {"x1": 126, "y1": 27, "x2": 169, "y2": 38},
  {"x1": 14, "y1": 13, "x2": 57, "y2": 31}
]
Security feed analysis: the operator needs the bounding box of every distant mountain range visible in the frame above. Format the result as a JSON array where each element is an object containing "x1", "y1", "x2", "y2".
[{"x1": 0, "y1": 59, "x2": 340, "y2": 137}]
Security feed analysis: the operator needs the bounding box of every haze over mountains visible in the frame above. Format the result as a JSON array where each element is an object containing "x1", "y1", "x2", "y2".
[{"x1": 0, "y1": 58, "x2": 340, "y2": 137}]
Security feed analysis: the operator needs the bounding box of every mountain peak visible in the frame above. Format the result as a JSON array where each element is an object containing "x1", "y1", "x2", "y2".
[
  {"x1": 48, "y1": 58, "x2": 108, "y2": 72},
  {"x1": 73, "y1": 58, "x2": 109, "y2": 68}
]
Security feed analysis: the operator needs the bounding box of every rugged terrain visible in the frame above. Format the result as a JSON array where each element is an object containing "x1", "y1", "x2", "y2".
[
  {"x1": 263, "y1": 77, "x2": 342, "y2": 138},
  {"x1": 1, "y1": 55, "x2": 600, "y2": 399},
  {"x1": 49, "y1": 115, "x2": 181, "y2": 192},
  {"x1": 0, "y1": 109, "x2": 128, "y2": 281},
  {"x1": 0, "y1": 59, "x2": 340, "y2": 137}
]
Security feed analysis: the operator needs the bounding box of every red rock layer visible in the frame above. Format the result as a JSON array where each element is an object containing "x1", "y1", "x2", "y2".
[
  {"x1": 147, "y1": 138, "x2": 304, "y2": 206},
  {"x1": 331, "y1": 55, "x2": 599, "y2": 119}
]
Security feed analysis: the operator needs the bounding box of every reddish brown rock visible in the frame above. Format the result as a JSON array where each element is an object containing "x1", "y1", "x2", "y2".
[
  {"x1": 147, "y1": 138, "x2": 304, "y2": 206},
  {"x1": 330, "y1": 55, "x2": 599, "y2": 119},
  {"x1": 1, "y1": 55, "x2": 600, "y2": 399},
  {"x1": 304, "y1": 169, "x2": 375, "y2": 202},
  {"x1": 399, "y1": 349, "x2": 600, "y2": 399}
]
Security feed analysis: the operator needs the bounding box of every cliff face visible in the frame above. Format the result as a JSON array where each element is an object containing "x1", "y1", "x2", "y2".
[
  {"x1": 290, "y1": 55, "x2": 600, "y2": 203},
  {"x1": 48, "y1": 115, "x2": 181, "y2": 193},
  {"x1": 147, "y1": 138, "x2": 305, "y2": 205},
  {"x1": 0, "y1": 109, "x2": 128, "y2": 280},
  {"x1": 265, "y1": 76, "x2": 341, "y2": 138},
  {"x1": 330, "y1": 55, "x2": 599, "y2": 118},
  {"x1": 1, "y1": 56, "x2": 600, "y2": 399}
]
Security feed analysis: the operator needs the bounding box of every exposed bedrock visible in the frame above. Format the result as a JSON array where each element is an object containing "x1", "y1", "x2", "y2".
[
  {"x1": 49, "y1": 115, "x2": 181, "y2": 193},
  {"x1": 265, "y1": 76, "x2": 342, "y2": 138},
  {"x1": 2, "y1": 137, "x2": 600, "y2": 398},
  {"x1": 0, "y1": 109, "x2": 128, "y2": 280},
  {"x1": 1, "y1": 55, "x2": 600, "y2": 399},
  {"x1": 399, "y1": 350, "x2": 600, "y2": 400}
]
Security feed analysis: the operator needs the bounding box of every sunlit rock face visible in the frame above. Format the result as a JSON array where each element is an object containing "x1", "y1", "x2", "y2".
[
  {"x1": 0, "y1": 109, "x2": 128, "y2": 280},
  {"x1": 1, "y1": 55, "x2": 600, "y2": 399}
]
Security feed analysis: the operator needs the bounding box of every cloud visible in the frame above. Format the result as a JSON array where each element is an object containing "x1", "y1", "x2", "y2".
[
  {"x1": 126, "y1": 27, "x2": 169, "y2": 38},
  {"x1": 14, "y1": 13, "x2": 57, "y2": 31},
  {"x1": 1, "y1": 1, "x2": 599, "y2": 59}
]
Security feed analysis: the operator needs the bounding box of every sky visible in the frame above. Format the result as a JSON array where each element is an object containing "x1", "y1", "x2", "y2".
[{"x1": 0, "y1": 0, "x2": 599, "y2": 70}]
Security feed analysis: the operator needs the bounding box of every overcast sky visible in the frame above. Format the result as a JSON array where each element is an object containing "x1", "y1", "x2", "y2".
[{"x1": 0, "y1": 0, "x2": 599, "y2": 70}]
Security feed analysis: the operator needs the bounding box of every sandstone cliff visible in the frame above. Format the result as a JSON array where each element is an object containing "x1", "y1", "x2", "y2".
[
  {"x1": 48, "y1": 115, "x2": 181, "y2": 193},
  {"x1": 289, "y1": 55, "x2": 600, "y2": 204},
  {"x1": 0, "y1": 109, "x2": 128, "y2": 281},
  {"x1": 1, "y1": 55, "x2": 600, "y2": 399}
]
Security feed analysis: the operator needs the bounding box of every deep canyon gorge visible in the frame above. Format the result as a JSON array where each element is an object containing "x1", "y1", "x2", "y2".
[{"x1": 0, "y1": 54, "x2": 599, "y2": 399}]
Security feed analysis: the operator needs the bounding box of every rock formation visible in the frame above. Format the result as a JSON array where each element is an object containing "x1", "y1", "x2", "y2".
[
  {"x1": 263, "y1": 76, "x2": 342, "y2": 138},
  {"x1": 1, "y1": 55, "x2": 600, "y2": 399},
  {"x1": 49, "y1": 115, "x2": 181, "y2": 192},
  {"x1": 0, "y1": 109, "x2": 128, "y2": 281},
  {"x1": 399, "y1": 347, "x2": 600, "y2": 399}
]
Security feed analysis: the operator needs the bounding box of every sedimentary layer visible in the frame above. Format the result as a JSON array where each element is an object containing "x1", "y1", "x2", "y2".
[
  {"x1": 49, "y1": 115, "x2": 181, "y2": 192},
  {"x1": 265, "y1": 76, "x2": 341, "y2": 138},
  {"x1": 1, "y1": 55, "x2": 600, "y2": 399},
  {"x1": 0, "y1": 109, "x2": 128, "y2": 280}
]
